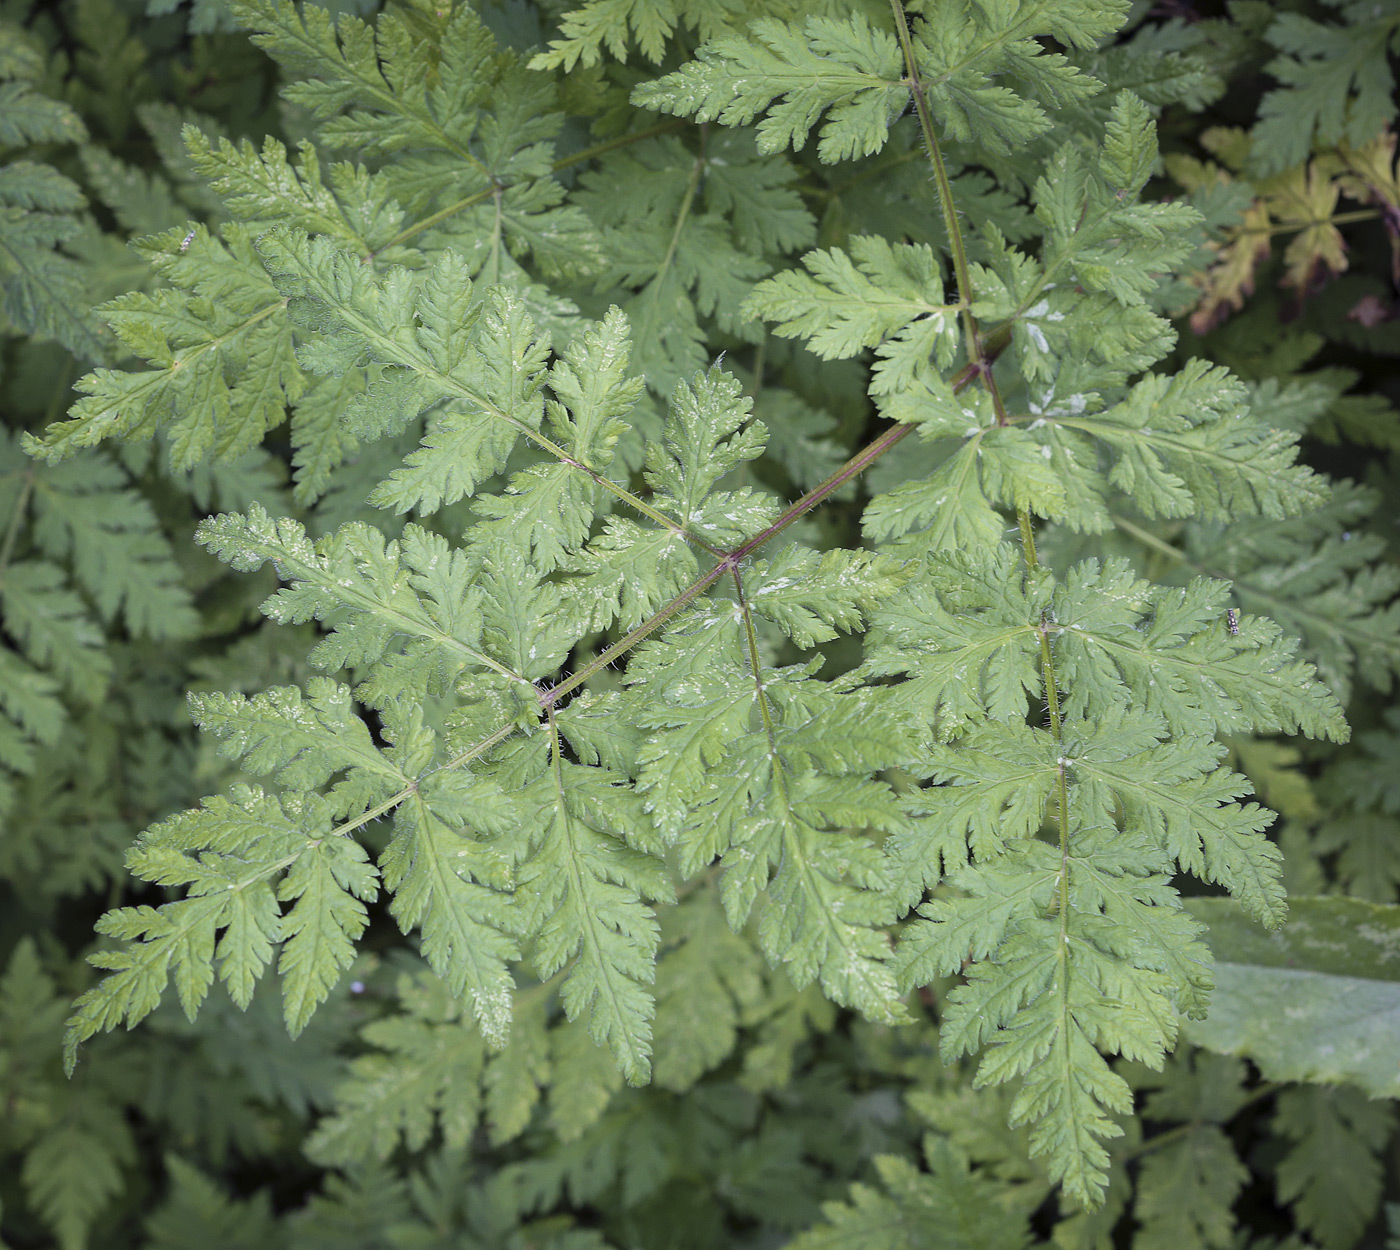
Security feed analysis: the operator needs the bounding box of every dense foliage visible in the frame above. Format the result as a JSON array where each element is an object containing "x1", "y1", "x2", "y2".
[{"x1": 3, "y1": 0, "x2": 1400, "y2": 1246}]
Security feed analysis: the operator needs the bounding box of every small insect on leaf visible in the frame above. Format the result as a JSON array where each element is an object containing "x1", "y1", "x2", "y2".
[
  {"x1": 1226, "y1": 608, "x2": 1240, "y2": 635},
  {"x1": 179, "y1": 230, "x2": 196, "y2": 253}
]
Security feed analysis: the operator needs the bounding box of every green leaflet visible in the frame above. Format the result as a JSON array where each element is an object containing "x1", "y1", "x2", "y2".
[
  {"x1": 632, "y1": 14, "x2": 906, "y2": 163},
  {"x1": 62, "y1": 785, "x2": 377, "y2": 1065},
  {"x1": 1250, "y1": 5, "x2": 1400, "y2": 176},
  {"x1": 0, "y1": 430, "x2": 198, "y2": 825},
  {"x1": 517, "y1": 752, "x2": 674, "y2": 1083},
  {"x1": 786, "y1": 1139, "x2": 1031, "y2": 1250},
  {"x1": 27, "y1": 224, "x2": 303, "y2": 469},
  {"x1": 183, "y1": 128, "x2": 407, "y2": 255},
  {"x1": 634, "y1": 1, "x2": 1125, "y2": 161},
  {"x1": 573, "y1": 129, "x2": 814, "y2": 397},
  {"x1": 872, "y1": 544, "x2": 1342, "y2": 1202},
  {"x1": 529, "y1": 0, "x2": 750, "y2": 71},
  {"x1": 1181, "y1": 482, "x2": 1400, "y2": 706},
  {"x1": 633, "y1": 620, "x2": 915, "y2": 1023},
  {"x1": 1, "y1": 939, "x2": 135, "y2": 1250},
  {"x1": 0, "y1": 42, "x2": 104, "y2": 361},
  {"x1": 238, "y1": 0, "x2": 605, "y2": 277},
  {"x1": 1272, "y1": 1085, "x2": 1393, "y2": 1249},
  {"x1": 744, "y1": 235, "x2": 961, "y2": 393}
]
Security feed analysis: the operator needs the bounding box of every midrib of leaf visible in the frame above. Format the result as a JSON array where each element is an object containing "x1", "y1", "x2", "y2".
[
  {"x1": 487, "y1": 183, "x2": 504, "y2": 287},
  {"x1": 731, "y1": 566, "x2": 884, "y2": 994},
  {"x1": 918, "y1": 441, "x2": 981, "y2": 549},
  {"x1": 1250, "y1": 207, "x2": 1379, "y2": 238},
  {"x1": 733, "y1": 566, "x2": 778, "y2": 754},
  {"x1": 396, "y1": 789, "x2": 515, "y2": 1007},
  {"x1": 324, "y1": 719, "x2": 517, "y2": 849},
  {"x1": 545, "y1": 709, "x2": 650, "y2": 1080},
  {"x1": 219, "y1": 514, "x2": 527, "y2": 687},
  {"x1": 372, "y1": 183, "x2": 495, "y2": 258},
  {"x1": 1056, "y1": 415, "x2": 1293, "y2": 487},
  {"x1": 632, "y1": 143, "x2": 705, "y2": 327},
  {"x1": 662, "y1": 149, "x2": 704, "y2": 275},
  {"x1": 743, "y1": 42, "x2": 897, "y2": 96},
  {"x1": 132, "y1": 889, "x2": 227, "y2": 947}
]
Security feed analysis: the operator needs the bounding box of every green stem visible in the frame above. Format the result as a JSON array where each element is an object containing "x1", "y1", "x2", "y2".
[
  {"x1": 371, "y1": 190, "x2": 495, "y2": 259},
  {"x1": 554, "y1": 120, "x2": 688, "y2": 171},
  {"x1": 0, "y1": 469, "x2": 35, "y2": 577},
  {"x1": 889, "y1": 0, "x2": 982, "y2": 364},
  {"x1": 1121, "y1": 1083, "x2": 1283, "y2": 1163},
  {"x1": 657, "y1": 144, "x2": 706, "y2": 286},
  {"x1": 1110, "y1": 514, "x2": 1205, "y2": 569},
  {"x1": 1016, "y1": 507, "x2": 1038, "y2": 569},
  {"x1": 489, "y1": 183, "x2": 505, "y2": 287},
  {"x1": 891, "y1": 2, "x2": 1069, "y2": 910},
  {"x1": 1019, "y1": 508, "x2": 1071, "y2": 902},
  {"x1": 1244, "y1": 207, "x2": 1380, "y2": 238},
  {"x1": 732, "y1": 566, "x2": 779, "y2": 756},
  {"x1": 1019, "y1": 503, "x2": 1074, "y2": 980}
]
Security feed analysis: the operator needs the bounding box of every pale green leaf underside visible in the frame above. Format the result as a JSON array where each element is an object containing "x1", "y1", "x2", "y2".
[{"x1": 1183, "y1": 896, "x2": 1400, "y2": 1098}]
